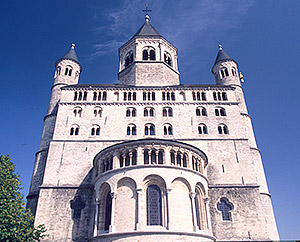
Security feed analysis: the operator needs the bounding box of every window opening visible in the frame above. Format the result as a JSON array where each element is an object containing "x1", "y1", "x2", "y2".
[
  {"x1": 146, "y1": 185, "x2": 162, "y2": 226},
  {"x1": 217, "y1": 198, "x2": 233, "y2": 221}
]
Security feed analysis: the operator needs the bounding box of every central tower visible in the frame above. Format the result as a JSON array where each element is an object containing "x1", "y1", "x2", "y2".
[{"x1": 118, "y1": 15, "x2": 179, "y2": 86}]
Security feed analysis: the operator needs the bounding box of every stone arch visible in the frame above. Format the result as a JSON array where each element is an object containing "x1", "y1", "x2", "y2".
[
  {"x1": 195, "y1": 182, "x2": 207, "y2": 230},
  {"x1": 115, "y1": 177, "x2": 137, "y2": 232},
  {"x1": 170, "y1": 177, "x2": 193, "y2": 231},
  {"x1": 98, "y1": 182, "x2": 112, "y2": 232},
  {"x1": 143, "y1": 175, "x2": 167, "y2": 227}
]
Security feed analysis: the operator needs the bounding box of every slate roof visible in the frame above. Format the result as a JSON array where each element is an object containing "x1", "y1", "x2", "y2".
[
  {"x1": 133, "y1": 18, "x2": 161, "y2": 37},
  {"x1": 213, "y1": 49, "x2": 234, "y2": 65},
  {"x1": 56, "y1": 44, "x2": 81, "y2": 69}
]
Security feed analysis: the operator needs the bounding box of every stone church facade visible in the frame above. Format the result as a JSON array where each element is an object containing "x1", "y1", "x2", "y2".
[{"x1": 27, "y1": 15, "x2": 279, "y2": 241}]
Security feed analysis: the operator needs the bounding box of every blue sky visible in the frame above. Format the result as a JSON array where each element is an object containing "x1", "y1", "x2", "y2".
[{"x1": 0, "y1": 0, "x2": 299, "y2": 239}]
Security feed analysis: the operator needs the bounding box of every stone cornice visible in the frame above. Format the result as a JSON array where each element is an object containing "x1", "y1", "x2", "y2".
[
  {"x1": 40, "y1": 185, "x2": 94, "y2": 190},
  {"x1": 59, "y1": 101, "x2": 239, "y2": 106},
  {"x1": 62, "y1": 85, "x2": 235, "y2": 91},
  {"x1": 209, "y1": 183, "x2": 259, "y2": 189}
]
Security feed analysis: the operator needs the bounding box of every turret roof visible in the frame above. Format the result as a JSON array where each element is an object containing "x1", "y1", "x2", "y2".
[
  {"x1": 56, "y1": 44, "x2": 81, "y2": 71},
  {"x1": 61, "y1": 44, "x2": 79, "y2": 63},
  {"x1": 213, "y1": 45, "x2": 235, "y2": 65},
  {"x1": 133, "y1": 15, "x2": 161, "y2": 37}
]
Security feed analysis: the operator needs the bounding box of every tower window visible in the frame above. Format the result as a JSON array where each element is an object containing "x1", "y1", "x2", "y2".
[
  {"x1": 74, "y1": 92, "x2": 78, "y2": 101},
  {"x1": 198, "y1": 124, "x2": 208, "y2": 134},
  {"x1": 218, "y1": 124, "x2": 229, "y2": 134},
  {"x1": 196, "y1": 107, "x2": 207, "y2": 116},
  {"x1": 163, "y1": 123, "x2": 173, "y2": 135},
  {"x1": 162, "y1": 92, "x2": 175, "y2": 101},
  {"x1": 73, "y1": 107, "x2": 82, "y2": 117},
  {"x1": 143, "y1": 91, "x2": 155, "y2": 101},
  {"x1": 213, "y1": 91, "x2": 228, "y2": 101},
  {"x1": 125, "y1": 107, "x2": 136, "y2": 117},
  {"x1": 146, "y1": 185, "x2": 162, "y2": 226},
  {"x1": 232, "y1": 68, "x2": 237, "y2": 76},
  {"x1": 91, "y1": 125, "x2": 100, "y2": 136},
  {"x1": 142, "y1": 47, "x2": 156, "y2": 61},
  {"x1": 145, "y1": 124, "x2": 155, "y2": 136},
  {"x1": 215, "y1": 107, "x2": 226, "y2": 116},
  {"x1": 164, "y1": 52, "x2": 172, "y2": 66},
  {"x1": 123, "y1": 91, "x2": 137, "y2": 101},
  {"x1": 93, "y1": 107, "x2": 102, "y2": 117},
  {"x1": 127, "y1": 124, "x2": 137, "y2": 136},
  {"x1": 144, "y1": 107, "x2": 155, "y2": 117},
  {"x1": 70, "y1": 125, "x2": 79, "y2": 136},
  {"x1": 162, "y1": 107, "x2": 173, "y2": 117},
  {"x1": 217, "y1": 198, "x2": 233, "y2": 221},
  {"x1": 125, "y1": 51, "x2": 134, "y2": 67},
  {"x1": 57, "y1": 66, "x2": 61, "y2": 76},
  {"x1": 220, "y1": 68, "x2": 229, "y2": 78},
  {"x1": 78, "y1": 92, "x2": 83, "y2": 101}
]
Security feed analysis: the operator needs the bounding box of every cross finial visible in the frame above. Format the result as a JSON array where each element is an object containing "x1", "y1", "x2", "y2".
[{"x1": 143, "y1": 3, "x2": 152, "y2": 21}]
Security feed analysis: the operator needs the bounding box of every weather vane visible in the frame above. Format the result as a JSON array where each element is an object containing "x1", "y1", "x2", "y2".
[{"x1": 142, "y1": 3, "x2": 152, "y2": 14}]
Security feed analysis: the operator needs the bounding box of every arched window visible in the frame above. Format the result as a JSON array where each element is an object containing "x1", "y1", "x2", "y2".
[
  {"x1": 78, "y1": 91, "x2": 83, "y2": 101},
  {"x1": 73, "y1": 107, "x2": 82, "y2": 117},
  {"x1": 74, "y1": 91, "x2": 78, "y2": 101},
  {"x1": 232, "y1": 68, "x2": 237, "y2": 76},
  {"x1": 91, "y1": 125, "x2": 100, "y2": 136},
  {"x1": 195, "y1": 186, "x2": 207, "y2": 230},
  {"x1": 57, "y1": 66, "x2": 61, "y2": 76},
  {"x1": 145, "y1": 124, "x2": 155, "y2": 136},
  {"x1": 146, "y1": 185, "x2": 162, "y2": 226},
  {"x1": 104, "y1": 192, "x2": 112, "y2": 230},
  {"x1": 93, "y1": 107, "x2": 102, "y2": 117},
  {"x1": 198, "y1": 124, "x2": 208, "y2": 134},
  {"x1": 220, "y1": 68, "x2": 229, "y2": 78},
  {"x1": 163, "y1": 123, "x2": 173, "y2": 135},
  {"x1": 196, "y1": 107, "x2": 207, "y2": 116},
  {"x1": 126, "y1": 108, "x2": 136, "y2": 117},
  {"x1": 170, "y1": 151, "x2": 175, "y2": 165},
  {"x1": 143, "y1": 49, "x2": 148, "y2": 60},
  {"x1": 215, "y1": 107, "x2": 226, "y2": 116},
  {"x1": 142, "y1": 47, "x2": 156, "y2": 61},
  {"x1": 126, "y1": 109, "x2": 131, "y2": 117},
  {"x1": 70, "y1": 125, "x2": 79, "y2": 136},
  {"x1": 213, "y1": 91, "x2": 228, "y2": 101},
  {"x1": 125, "y1": 51, "x2": 133, "y2": 67},
  {"x1": 127, "y1": 124, "x2": 137, "y2": 136},
  {"x1": 164, "y1": 52, "x2": 172, "y2": 66},
  {"x1": 163, "y1": 107, "x2": 173, "y2": 117},
  {"x1": 218, "y1": 124, "x2": 229, "y2": 134},
  {"x1": 150, "y1": 49, "x2": 156, "y2": 60},
  {"x1": 144, "y1": 107, "x2": 154, "y2": 117}
]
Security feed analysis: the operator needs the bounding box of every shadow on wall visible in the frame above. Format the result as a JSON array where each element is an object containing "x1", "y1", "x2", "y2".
[{"x1": 71, "y1": 168, "x2": 95, "y2": 242}]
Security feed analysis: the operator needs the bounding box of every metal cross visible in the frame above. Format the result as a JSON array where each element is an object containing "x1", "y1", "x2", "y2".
[{"x1": 142, "y1": 3, "x2": 152, "y2": 14}]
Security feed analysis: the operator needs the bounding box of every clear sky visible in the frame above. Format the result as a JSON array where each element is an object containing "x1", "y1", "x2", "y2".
[{"x1": 0, "y1": 0, "x2": 299, "y2": 239}]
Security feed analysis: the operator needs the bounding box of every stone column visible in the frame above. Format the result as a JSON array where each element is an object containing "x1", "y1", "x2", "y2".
[
  {"x1": 136, "y1": 147, "x2": 143, "y2": 165},
  {"x1": 109, "y1": 192, "x2": 117, "y2": 232},
  {"x1": 129, "y1": 152, "x2": 133, "y2": 166},
  {"x1": 164, "y1": 147, "x2": 171, "y2": 165},
  {"x1": 122, "y1": 154, "x2": 126, "y2": 167},
  {"x1": 190, "y1": 192, "x2": 198, "y2": 232},
  {"x1": 188, "y1": 152, "x2": 193, "y2": 169},
  {"x1": 136, "y1": 189, "x2": 142, "y2": 230},
  {"x1": 155, "y1": 150, "x2": 159, "y2": 164},
  {"x1": 148, "y1": 150, "x2": 151, "y2": 164},
  {"x1": 113, "y1": 152, "x2": 120, "y2": 169},
  {"x1": 165, "y1": 189, "x2": 172, "y2": 230},
  {"x1": 93, "y1": 198, "x2": 100, "y2": 237},
  {"x1": 204, "y1": 197, "x2": 212, "y2": 232}
]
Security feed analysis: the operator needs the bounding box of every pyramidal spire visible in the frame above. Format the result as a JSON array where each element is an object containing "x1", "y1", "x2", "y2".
[
  {"x1": 61, "y1": 43, "x2": 80, "y2": 63},
  {"x1": 213, "y1": 44, "x2": 235, "y2": 66}
]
